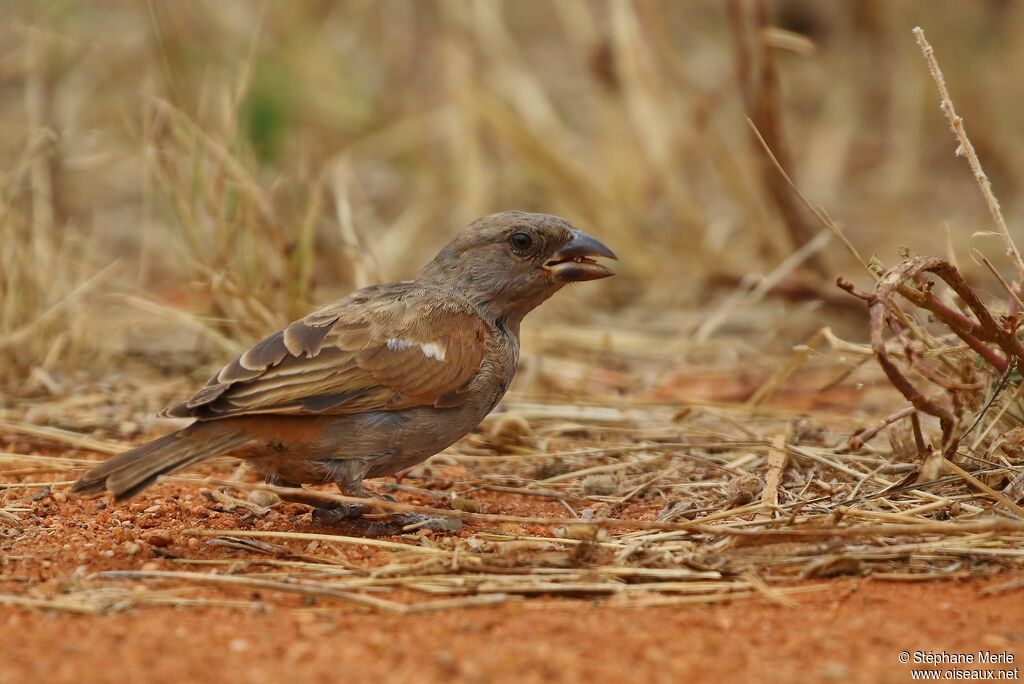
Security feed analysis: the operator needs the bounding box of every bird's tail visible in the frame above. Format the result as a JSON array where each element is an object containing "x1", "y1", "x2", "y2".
[{"x1": 72, "y1": 421, "x2": 251, "y2": 501}]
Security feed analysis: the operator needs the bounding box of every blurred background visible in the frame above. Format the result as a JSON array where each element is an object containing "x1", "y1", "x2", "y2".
[{"x1": 1, "y1": 0, "x2": 1021, "y2": 413}]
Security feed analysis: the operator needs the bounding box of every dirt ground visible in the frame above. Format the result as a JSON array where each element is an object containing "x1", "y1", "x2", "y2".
[
  {"x1": 3, "y1": 353, "x2": 1023, "y2": 684},
  {"x1": 2, "y1": 576, "x2": 1020, "y2": 684},
  {"x1": 2, "y1": 307, "x2": 1021, "y2": 684},
  {"x1": 0, "y1": 469, "x2": 1021, "y2": 684}
]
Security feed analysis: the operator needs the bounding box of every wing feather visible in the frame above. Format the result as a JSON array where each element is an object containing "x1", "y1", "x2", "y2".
[{"x1": 160, "y1": 283, "x2": 490, "y2": 419}]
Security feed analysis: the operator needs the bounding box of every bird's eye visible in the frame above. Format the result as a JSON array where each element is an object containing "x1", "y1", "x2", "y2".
[{"x1": 509, "y1": 231, "x2": 534, "y2": 253}]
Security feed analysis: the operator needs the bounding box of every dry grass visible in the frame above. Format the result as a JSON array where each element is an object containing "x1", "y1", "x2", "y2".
[
  {"x1": 5, "y1": 371, "x2": 1024, "y2": 613},
  {"x1": 4, "y1": 2, "x2": 1024, "y2": 387},
  {"x1": 4, "y1": 2, "x2": 1024, "y2": 614}
]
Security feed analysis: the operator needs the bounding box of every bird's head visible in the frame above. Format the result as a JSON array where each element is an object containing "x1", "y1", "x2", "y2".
[{"x1": 418, "y1": 211, "x2": 617, "y2": 327}]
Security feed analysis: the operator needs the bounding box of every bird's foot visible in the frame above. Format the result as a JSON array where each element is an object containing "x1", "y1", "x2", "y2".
[
  {"x1": 310, "y1": 482, "x2": 461, "y2": 536},
  {"x1": 310, "y1": 506, "x2": 461, "y2": 536},
  {"x1": 310, "y1": 503, "x2": 371, "y2": 526}
]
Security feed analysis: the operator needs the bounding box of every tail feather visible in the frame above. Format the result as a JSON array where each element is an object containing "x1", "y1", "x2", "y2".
[{"x1": 72, "y1": 422, "x2": 250, "y2": 501}]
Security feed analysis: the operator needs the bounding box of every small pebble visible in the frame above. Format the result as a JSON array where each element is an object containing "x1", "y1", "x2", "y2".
[
  {"x1": 249, "y1": 490, "x2": 279, "y2": 507},
  {"x1": 450, "y1": 495, "x2": 481, "y2": 513},
  {"x1": 146, "y1": 531, "x2": 173, "y2": 548}
]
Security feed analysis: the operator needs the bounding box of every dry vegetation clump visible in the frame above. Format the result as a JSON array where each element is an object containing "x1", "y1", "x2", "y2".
[{"x1": 3, "y1": 2, "x2": 1024, "y2": 615}]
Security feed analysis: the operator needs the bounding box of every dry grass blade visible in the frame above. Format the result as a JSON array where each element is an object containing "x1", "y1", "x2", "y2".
[
  {"x1": 913, "y1": 27, "x2": 1024, "y2": 286},
  {"x1": 758, "y1": 432, "x2": 789, "y2": 514},
  {"x1": 0, "y1": 593, "x2": 102, "y2": 615},
  {"x1": 0, "y1": 419, "x2": 121, "y2": 454},
  {"x1": 99, "y1": 569, "x2": 409, "y2": 612},
  {"x1": 942, "y1": 458, "x2": 1024, "y2": 518},
  {"x1": 182, "y1": 528, "x2": 450, "y2": 556},
  {"x1": 727, "y1": 0, "x2": 827, "y2": 277},
  {"x1": 184, "y1": 478, "x2": 1024, "y2": 539}
]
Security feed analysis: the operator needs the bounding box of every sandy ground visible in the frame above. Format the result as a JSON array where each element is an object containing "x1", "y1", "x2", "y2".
[
  {"x1": 2, "y1": 355, "x2": 1021, "y2": 684},
  {"x1": 3, "y1": 577, "x2": 1022, "y2": 684},
  {"x1": 1, "y1": 472, "x2": 1022, "y2": 684}
]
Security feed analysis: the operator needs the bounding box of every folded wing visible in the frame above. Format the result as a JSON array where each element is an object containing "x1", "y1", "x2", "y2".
[{"x1": 161, "y1": 283, "x2": 490, "y2": 419}]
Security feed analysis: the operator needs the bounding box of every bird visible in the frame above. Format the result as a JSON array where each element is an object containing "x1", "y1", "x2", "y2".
[{"x1": 73, "y1": 211, "x2": 616, "y2": 533}]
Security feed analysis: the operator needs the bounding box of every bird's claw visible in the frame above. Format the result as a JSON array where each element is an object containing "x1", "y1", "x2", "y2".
[
  {"x1": 310, "y1": 503, "x2": 370, "y2": 526},
  {"x1": 310, "y1": 505, "x2": 461, "y2": 536}
]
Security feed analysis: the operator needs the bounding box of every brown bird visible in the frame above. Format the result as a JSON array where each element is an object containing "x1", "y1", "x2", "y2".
[{"x1": 73, "y1": 212, "x2": 615, "y2": 533}]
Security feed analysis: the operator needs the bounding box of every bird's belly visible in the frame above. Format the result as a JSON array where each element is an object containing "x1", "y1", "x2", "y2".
[
  {"x1": 245, "y1": 452, "x2": 333, "y2": 484},
  {"x1": 235, "y1": 405, "x2": 492, "y2": 484},
  {"x1": 362, "y1": 405, "x2": 488, "y2": 478}
]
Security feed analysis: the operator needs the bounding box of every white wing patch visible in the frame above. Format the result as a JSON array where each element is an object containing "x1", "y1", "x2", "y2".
[
  {"x1": 386, "y1": 338, "x2": 413, "y2": 351},
  {"x1": 418, "y1": 342, "x2": 447, "y2": 362},
  {"x1": 386, "y1": 338, "x2": 447, "y2": 362}
]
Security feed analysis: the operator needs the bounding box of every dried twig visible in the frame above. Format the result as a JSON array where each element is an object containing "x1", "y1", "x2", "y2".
[
  {"x1": 728, "y1": 0, "x2": 828, "y2": 277},
  {"x1": 839, "y1": 257, "x2": 1024, "y2": 455},
  {"x1": 759, "y1": 432, "x2": 789, "y2": 513},
  {"x1": 913, "y1": 27, "x2": 1024, "y2": 287}
]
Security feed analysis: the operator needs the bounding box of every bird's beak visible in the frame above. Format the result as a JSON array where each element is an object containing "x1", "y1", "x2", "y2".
[{"x1": 543, "y1": 230, "x2": 617, "y2": 282}]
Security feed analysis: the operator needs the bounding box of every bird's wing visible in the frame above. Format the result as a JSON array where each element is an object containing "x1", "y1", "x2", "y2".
[{"x1": 160, "y1": 283, "x2": 491, "y2": 419}]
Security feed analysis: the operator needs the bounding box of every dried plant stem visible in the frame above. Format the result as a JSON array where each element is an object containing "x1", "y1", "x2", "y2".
[
  {"x1": 941, "y1": 458, "x2": 1024, "y2": 518},
  {"x1": 182, "y1": 527, "x2": 449, "y2": 556},
  {"x1": 746, "y1": 120, "x2": 870, "y2": 276},
  {"x1": 99, "y1": 569, "x2": 409, "y2": 612},
  {"x1": 188, "y1": 478, "x2": 1024, "y2": 539},
  {"x1": 839, "y1": 256, "x2": 1024, "y2": 455},
  {"x1": 913, "y1": 27, "x2": 1024, "y2": 286},
  {"x1": 746, "y1": 328, "x2": 826, "y2": 407},
  {"x1": 978, "y1": 253, "x2": 1024, "y2": 313},
  {"x1": 759, "y1": 432, "x2": 789, "y2": 513},
  {"x1": 847, "y1": 406, "x2": 916, "y2": 450},
  {"x1": 0, "y1": 593, "x2": 100, "y2": 615},
  {"x1": 727, "y1": 0, "x2": 828, "y2": 277},
  {"x1": 0, "y1": 418, "x2": 121, "y2": 454}
]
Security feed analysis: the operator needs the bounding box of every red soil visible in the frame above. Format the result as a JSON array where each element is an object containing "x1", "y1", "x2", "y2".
[{"x1": 3, "y1": 577, "x2": 1022, "y2": 684}]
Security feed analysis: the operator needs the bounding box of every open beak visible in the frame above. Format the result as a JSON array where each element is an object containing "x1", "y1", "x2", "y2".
[{"x1": 543, "y1": 230, "x2": 617, "y2": 282}]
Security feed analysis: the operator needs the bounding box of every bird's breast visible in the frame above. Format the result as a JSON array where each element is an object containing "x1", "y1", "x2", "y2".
[{"x1": 471, "y1": 330, "x2": 519, "y2": 416}]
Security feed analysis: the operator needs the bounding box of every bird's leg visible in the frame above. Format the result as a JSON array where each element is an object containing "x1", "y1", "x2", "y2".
[
  {"x1": 264, "y1": 474, "x2": 299, "y2": 488},
  {"x1": 345, "y1": 480, "x2": 463, "y2": 535},
  {"x1": 260, "y1": 472, "x2": 371, "y2": 520},
  {"x1": 309, "y1": 493, "x2": 374, "y2": 525},
  {"x1": 309, "y1": 464, "x2": 377, "y2": 526},
  {"x1": 312, "y1": 472, "x2": 461, "y2": 536},
  {"x1": 262, "y1": 474, "x2": 330, "y2": 508}
]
